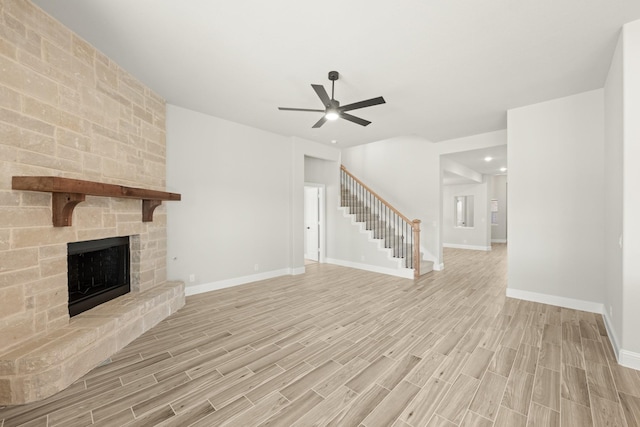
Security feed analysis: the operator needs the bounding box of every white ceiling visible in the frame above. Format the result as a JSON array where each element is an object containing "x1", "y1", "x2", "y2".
[
  {"x1": 32, "y1": 0, "x2": 640, "y2": 147},
  {"x1": 444, "y1": 145, "x2": 508, "y2": 175},
  {"x1": 442, "y1": 145, "x2": 508, "y2": 185}
]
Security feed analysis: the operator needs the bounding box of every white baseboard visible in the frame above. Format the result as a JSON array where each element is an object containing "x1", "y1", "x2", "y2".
[
  {"x1": 505, "y1": 288, "x2": 604, "y2": 313},
  {"x1": 507, "y1": 287, "x2": 640, "y2": 370},
  {"x1": 185, "y1": 268, "x2": 302, "y2": 296},
  {"x1": 433, "y1": 263, "x2": 444, "y2": 271},
  {"x1": 491, "y1": 239, "x2": 507, "y2": 243},
  {"x1": 443, "y1": 243, "x2": 491, "y2": 251},
  {"x1": 602, "y1": 312, "x2": 621, "y2": 361},
  {"x1": 325, "y1": 258, "x2": 414, "y2": 279},
  {"x1": 619, "y1": 350, "x2": 640, "y2": 371},
  {"x1": 602, "y1": 312, "x2": 640, "y2": 369},
  {"x1": 291, "y1": 267, "x2": 305, "y2": 275}
]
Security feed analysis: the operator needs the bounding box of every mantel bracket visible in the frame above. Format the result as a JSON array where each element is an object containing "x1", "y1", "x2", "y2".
[
  {"x1": 142, "y1": 200, "x2": 163, "y2": 222},
  {"x1": 52, "y1": 193, "x2": 85, "y2": 227}
]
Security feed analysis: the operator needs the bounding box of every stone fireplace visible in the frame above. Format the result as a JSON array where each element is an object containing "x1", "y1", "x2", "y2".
[{"x1": 0, "y1": 1, "x2": 184, "y2": 405}]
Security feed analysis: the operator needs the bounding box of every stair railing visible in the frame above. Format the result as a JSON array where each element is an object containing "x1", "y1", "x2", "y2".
[{"x1": 340, "y1": 165, "x2": 422, "y2": 279}]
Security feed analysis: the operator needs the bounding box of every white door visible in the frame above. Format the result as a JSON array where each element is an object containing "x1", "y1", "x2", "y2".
[{"x1": 304, "y1": 186, "x2": 319, "y2": 261}]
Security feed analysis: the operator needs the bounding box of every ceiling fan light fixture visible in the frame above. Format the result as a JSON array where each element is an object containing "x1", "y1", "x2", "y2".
[
  {"x1": 325, "y1": 109, "x2": 340, "y2": 121},
  {"x1": 278, "y1": 71, "x2": 385, "y2": 128}
]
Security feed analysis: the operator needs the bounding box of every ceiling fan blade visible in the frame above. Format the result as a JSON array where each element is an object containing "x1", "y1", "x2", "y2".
[
  {"x1": 312, "y1": 84, "x2": 332, "y2": 107},
  {"x1": 278, "y1": 107, "x2": 325, "y2": 112},
  {"x1": 340, "y1": 96, "x2": 386, "y2": 112},
  {"x1": 341, "y1": 113, "x2": 371, "y2": 127},
  {"x1": 312, "y1": 116, "x2": 327, "y2": 128}
]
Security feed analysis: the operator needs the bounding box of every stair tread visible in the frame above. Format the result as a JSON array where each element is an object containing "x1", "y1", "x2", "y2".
[{"x1": 342, "y1": 183, "x2": 429, "y2": 276}]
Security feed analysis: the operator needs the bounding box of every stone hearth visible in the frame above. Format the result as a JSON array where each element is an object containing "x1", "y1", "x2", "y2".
[{"x1": 0, "y1": 281, "x2": 184, "y2": 404}]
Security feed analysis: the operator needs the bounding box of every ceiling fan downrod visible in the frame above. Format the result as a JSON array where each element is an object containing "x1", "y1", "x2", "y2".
[{"x1": 328, "y1": 71, "x2": 339, "y2": 101}]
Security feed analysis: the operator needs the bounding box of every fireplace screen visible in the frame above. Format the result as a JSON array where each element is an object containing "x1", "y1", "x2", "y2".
[{"x1": 67, "y1": 236, "x2": 130, "y2": 317}]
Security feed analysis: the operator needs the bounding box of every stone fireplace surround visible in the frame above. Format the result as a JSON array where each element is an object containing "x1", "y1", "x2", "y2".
[
  {"x1": 0, "y1": 227, "x2": 185, "y2": 406},
  {"x1": 0, "y1": 1, "x2": 185, "y2": 405}
]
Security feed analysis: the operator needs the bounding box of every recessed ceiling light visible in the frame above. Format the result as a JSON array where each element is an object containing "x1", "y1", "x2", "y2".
[
  {"x1": 331, "y1": 140, "x2": 337, "y2": 144},
  {"x1": 500, "y1": 167, "x2": 507, "y2": 172},
  {"x1": 484, "y1": 156, "x2": 493, "y2": 162}
]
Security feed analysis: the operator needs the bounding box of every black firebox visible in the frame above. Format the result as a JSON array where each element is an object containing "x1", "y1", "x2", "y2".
[{"x1": 67, "y1": 236, "x2": 130, "y2": 317}]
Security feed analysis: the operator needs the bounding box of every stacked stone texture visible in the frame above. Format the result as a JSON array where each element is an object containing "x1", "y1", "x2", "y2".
[{"x1": 0, "y1": 0, "x2": 181, "y2": 404}]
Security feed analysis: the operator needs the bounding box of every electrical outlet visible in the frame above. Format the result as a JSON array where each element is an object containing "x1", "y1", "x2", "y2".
[
  {"x1": 189, "y1": 274, "x2": 195, "y2": 283},
  {"x1": 254, "y1": 264, "x2": 259, "y2": 271}
]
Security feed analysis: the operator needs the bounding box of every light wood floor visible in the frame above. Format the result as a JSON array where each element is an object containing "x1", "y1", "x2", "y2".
[{"x1": 2, "y1": 244, "x2": 640, "y2": 426}]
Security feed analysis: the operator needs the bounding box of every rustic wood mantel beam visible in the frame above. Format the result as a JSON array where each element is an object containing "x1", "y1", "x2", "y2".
[{"x1": 12, "y1": 176, "x2": 181, "y2": 227}]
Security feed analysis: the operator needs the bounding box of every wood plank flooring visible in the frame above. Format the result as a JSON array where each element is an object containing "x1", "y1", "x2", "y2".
[{"x1": 2, "y1": 244, "x2": 640, "y2": 426}]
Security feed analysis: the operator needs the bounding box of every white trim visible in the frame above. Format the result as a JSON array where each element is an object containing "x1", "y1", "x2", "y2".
[
  {"x1": 290, "y1": 267, "x2": 305, "y2": 275},
  {"x1": 491, "y1": 239, "x2": 507, "y2": 243},
  {"x1": 433, "y1": 263, "x2": 444, "y2": 271},
  {"x1": 325, "y1": 258, "x2": 414, "y2": 279},
  {"x1": 619, "y1": 350, "x2": 640, "y2": 371},
  {"x1": 443, "y1": 243, "x2": 491, "y2": 251},
  {"x1": 185, "y1": 268, "x2": 300, "y2": 296},
  {"x1": 505, "y1": 288, "x2": 604, "y2": 314},
  {"x1": 603, "y1": 312, "x2": 640, "y2": 370},
  {"x1": 602, "y1": 312, "x2": 621, "y2": 361}
]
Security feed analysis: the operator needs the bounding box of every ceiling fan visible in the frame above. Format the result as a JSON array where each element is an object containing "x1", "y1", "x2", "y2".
[{"x1": 278, "y1": 71, "x2": 386, "y2": 128}]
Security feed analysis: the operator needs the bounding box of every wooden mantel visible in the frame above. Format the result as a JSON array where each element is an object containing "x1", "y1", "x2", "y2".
[{"x1": 12, "y1": 176, "x2": 181, "y2": 227}]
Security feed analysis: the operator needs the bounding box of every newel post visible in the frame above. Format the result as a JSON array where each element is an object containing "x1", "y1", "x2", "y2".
[{"x1": 412, "y1": 219, "x2": 421, "y2": 279}]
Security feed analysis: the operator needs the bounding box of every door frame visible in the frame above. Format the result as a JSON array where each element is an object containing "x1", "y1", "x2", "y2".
[{"x1": 304, "y1": 182, "x2": 326, "y2": 263}]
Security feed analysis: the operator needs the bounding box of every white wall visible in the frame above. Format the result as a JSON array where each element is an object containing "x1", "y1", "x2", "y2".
[
  {"x1": 442, "y1": 182, "x2": 491, "y2": 250},
  {"x1": 489, "y1": 175, "x2": 508, "y2": 242},
  {"x1": 604, "y1": 31, "x2": 624, "y2": 352},
  {"x1": 622, "y1": 20, "x2": 640, "y2": 358},
  {"x1": 506, "y1": 20, "x2": 640, "y2": 368},
  {"x1": 166, "y1": 105, "x2": 339, "y2": 292},
  {"x1": 507, "y1": 89, "x2": 605, "y2": 308},
  {"x1": 341, "y1": 130, "x2": 506, "y2": 268},
  {"x1": 305, "y1": 156, "x2": 337, "y2": 183}
]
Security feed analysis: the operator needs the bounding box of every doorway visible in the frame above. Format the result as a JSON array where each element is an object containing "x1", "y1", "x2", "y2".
[{"x1": 304, "y1": 183, "x2": 325, "y2": 263}]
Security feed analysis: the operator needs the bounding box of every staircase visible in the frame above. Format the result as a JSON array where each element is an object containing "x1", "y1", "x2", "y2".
[{"x1": 340, "y1": 166, "x2": 433, "y2": 278}]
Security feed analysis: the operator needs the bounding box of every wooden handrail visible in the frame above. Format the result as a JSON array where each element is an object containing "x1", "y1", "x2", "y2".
[
  {"x1": 12, "y1": 176, "x2": 181, "y2": 227},
  {"x1": 340, "y1": 165, "x2": 417, "y2": 229},
  {"x1": 341, "y1": 165, "x2": 422, "y2": 279}
]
